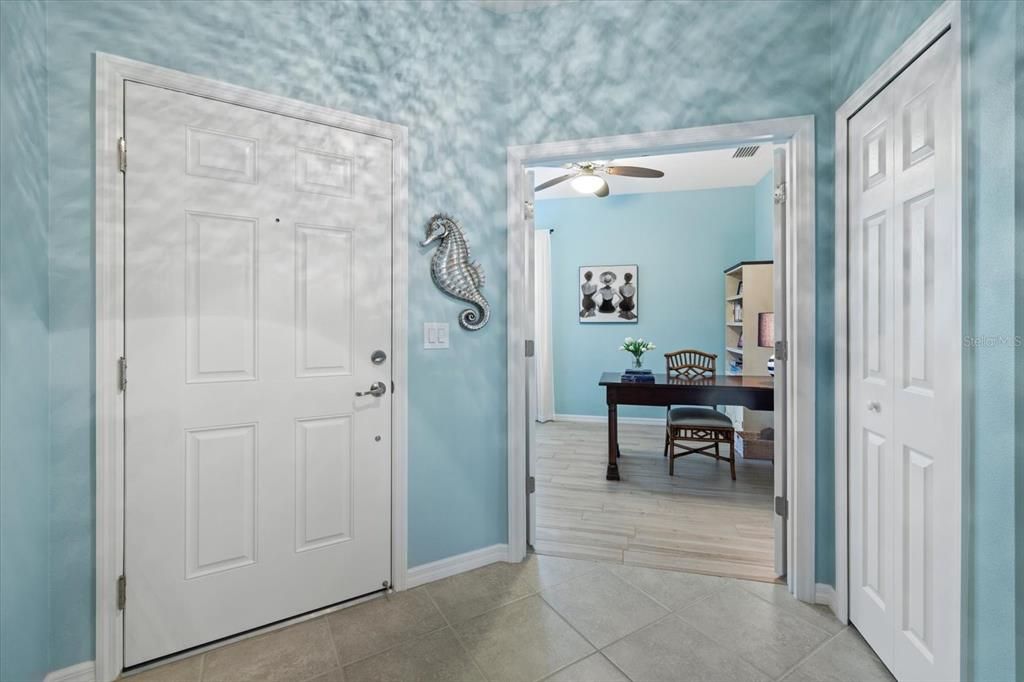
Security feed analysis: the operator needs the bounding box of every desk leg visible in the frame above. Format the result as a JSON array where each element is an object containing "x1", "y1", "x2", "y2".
[{"x1": 607, "y1": 402, "x2": 620, "y2": 481}]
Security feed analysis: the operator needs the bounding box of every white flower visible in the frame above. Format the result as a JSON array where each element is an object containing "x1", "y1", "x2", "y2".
[{"x1": 624, "y1": 337, "x2": 634, "y2": 343}]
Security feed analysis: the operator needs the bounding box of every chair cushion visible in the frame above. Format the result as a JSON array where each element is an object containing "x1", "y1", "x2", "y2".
[{"x1": 668, "y1": 406, "x2": 733, "y2": 428}]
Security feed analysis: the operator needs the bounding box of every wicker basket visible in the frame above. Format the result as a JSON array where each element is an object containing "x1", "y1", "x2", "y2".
[{"x1": 738, "y1": 428, "x2": 774, "y2": 461}]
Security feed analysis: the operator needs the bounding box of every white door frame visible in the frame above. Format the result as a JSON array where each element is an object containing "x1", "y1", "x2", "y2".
[
  {"x1": 833, "y1": 0, "x2": 962, "y2": 630},
  {"x1": 94, "y1": 53, "x2": 409, "y2": 682},
  {"x1": 506, "y1": 116, "x2": 818, "y2": 603}
]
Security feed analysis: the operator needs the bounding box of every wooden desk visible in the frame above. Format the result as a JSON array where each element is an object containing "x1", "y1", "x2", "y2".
[{"x1": 598, "y1": 372, "x2": 774, "y2": 480}]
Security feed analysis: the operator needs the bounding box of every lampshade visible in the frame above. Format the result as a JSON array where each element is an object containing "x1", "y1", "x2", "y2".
[
  {"x1": 570, "y1": 173, "x2": 605, "y2": 194},
  {"x1": 758, "y1": 312, "x2": 775, "y2": 347}
]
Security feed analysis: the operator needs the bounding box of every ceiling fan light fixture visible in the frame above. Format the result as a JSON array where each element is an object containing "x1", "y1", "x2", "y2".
[{"x1": 570, "y1": 172, "x2": 605, "y2": 194}]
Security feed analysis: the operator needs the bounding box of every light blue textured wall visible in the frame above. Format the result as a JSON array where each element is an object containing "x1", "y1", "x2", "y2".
[
  {"x1": 752, "y1": 171, "x2": 774, "y2": 261},
  {"x1": 4, "y1": 0, "x2": 1014, "y2": 677},
  {"x1": 536, "y1": 188, "x2": 758, "y2": 419},
  {"x1": 830, "y1": 1, "x2": 1019, "y2": 679},
  {"x1": 42, "y1": 0, "x2": 507, "y2": 671},
  {"x1": 0, "y1": 1, "x2": 51, "y2": 680}
]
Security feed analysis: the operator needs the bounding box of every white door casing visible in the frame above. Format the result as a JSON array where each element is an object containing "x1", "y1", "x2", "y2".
[
  {"x1": 772, "y1": 146, "x2": 788, "y2": 578},
  {"x1": 123, "y1": 82, "x2": 393, "y2": 665},
  {"x1": 846, "y1": 28, "x2": 960, "y2": 681},
  {"x1": 506, "y1": 117, "x2": 817, "y2": 601},
  {"x1": 524, "y1": 173, "x2": 538, "y2": 547}
]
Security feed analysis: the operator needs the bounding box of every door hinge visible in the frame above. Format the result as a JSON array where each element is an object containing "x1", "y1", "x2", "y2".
[
  {"x1": 774, "y1": 496, "x2": 788, "y2": 519},
  {"x1": 118, "y1": 356, "x2": 127, "y2": 392},
  {"x1": 524, "y1": 339, "x2": 535, "y2": 357},
  {"x1": 773, "y1": 181, "x2": 786, "y2": 205},
  {"x1": 527, "y1": 476, "x2": 536, "y2": 494},
  {"x1": 391, "y1": 380, "x2": 395, "y2": 394},
  {"x1": 524, "y1": 200, "x2": 534, "y2": 221},
  {"x1": 117, "y1": 574, "x2": 127, "y2": 610},
  {"x1": 774, "y1": 340, "x2": 788, "y2": 362},
  {"x1": 117, "y1": 137, "x2": 127, "y2": 173}
]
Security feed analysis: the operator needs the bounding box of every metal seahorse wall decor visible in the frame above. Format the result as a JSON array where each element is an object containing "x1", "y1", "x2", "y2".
[{"x1": 420, "y1": 213, "x2": 491, "y2": 331}]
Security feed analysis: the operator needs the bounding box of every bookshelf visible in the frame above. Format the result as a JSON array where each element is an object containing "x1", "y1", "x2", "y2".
[{"x1": 723, "y1": 260, "x2": 774, "y2": 452}]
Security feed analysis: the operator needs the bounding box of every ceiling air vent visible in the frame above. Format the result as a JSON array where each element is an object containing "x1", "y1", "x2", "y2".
[{"x1": 732, "y1": 145, "x2": 760, "y2": 159}]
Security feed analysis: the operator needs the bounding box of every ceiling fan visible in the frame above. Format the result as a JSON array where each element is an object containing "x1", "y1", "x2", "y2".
[{"x1": 534, "y1": 160, "x2": 665, "y2": 198}]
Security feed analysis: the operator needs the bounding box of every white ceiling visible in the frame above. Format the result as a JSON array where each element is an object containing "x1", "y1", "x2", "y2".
[{"x1": 529, "y1": 146, "x2": 773, "y2": 200}]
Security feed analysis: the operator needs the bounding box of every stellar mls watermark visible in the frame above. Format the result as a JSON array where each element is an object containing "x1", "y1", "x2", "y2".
[{"x1": 962, "y1": 335, "x2": 1022, "y2": 348}]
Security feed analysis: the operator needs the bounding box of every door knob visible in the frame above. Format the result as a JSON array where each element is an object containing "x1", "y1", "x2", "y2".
[
  {"x1": 356, "y1": 381, "x2": 387, "y2": 398},
  {"x1": 867, "y1": 401, "x2": 881, "y2": 412}
]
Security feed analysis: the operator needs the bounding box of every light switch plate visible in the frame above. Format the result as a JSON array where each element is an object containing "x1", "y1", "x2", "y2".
[{"x1": 423, "y1": 322, "x2": 450, "y2": 349}]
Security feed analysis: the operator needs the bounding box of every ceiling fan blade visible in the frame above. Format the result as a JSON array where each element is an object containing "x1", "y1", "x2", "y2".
[
  {"x1": 534, "y1": 173, "x2": 575, "y2": 191},
  {"x1": 604, "y1": 165, "x2": 665, "y2": 178},
  {"x1": 593, "y1": 179, "x2": 610, "y2": 198}
]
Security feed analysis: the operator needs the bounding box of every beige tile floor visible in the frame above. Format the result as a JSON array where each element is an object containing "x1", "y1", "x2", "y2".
[
  {"x1": 125, "y1": 554, "x2": 893, "y2": 682},
  {"x1": 534, "y1": 420, "x2": 778, "y2": 582}
]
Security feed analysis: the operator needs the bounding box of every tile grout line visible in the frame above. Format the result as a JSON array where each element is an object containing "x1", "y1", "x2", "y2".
[
  {"x1": 320, "y1": 615, "x2": 342, "y2": 678},
  {"x1": 771, "y1": 625, "x2": 848, "y2": 681},
  {"x1": 732, "y1": 580, "x2": 840, "y2": 638},
  {"x1": 670, "y1": 583, "x2": 839, "y2": 680},
  {"x1": 421, "y1": 583, "x2": 493, "y2": 682},
  {"x1": 533, "y1": 590, "x2": 615, "y2": 681},
  {"x1": 327, "y1": 596, "x2": 451, "y2": 672},
  {"x1": 595, "y1": 650, "x2": 634, "y2": 682},
  {"x1": 590, "y1": 584, "x2": 727, "y2": 655}
]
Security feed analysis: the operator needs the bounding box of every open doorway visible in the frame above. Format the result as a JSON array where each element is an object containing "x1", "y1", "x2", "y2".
[
  {"x1": 529, "y1": 146, "x2": 779, "y2": 582},
  {"x1": 506, "y1": 118, "x2": 818, "y2": 602}
]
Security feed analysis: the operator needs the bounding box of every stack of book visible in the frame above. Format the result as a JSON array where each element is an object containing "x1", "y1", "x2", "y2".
[{"x1": 621, "y1": 368, "x2": 655, "y2": 383}]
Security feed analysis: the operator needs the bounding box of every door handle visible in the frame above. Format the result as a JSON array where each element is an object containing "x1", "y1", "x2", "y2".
[
  {"x1": 867, "y1": 401, "x2": 881, "y2": 413},
  {"x1": 356, "y1": 381, "x2": 387, "y2": 398}
]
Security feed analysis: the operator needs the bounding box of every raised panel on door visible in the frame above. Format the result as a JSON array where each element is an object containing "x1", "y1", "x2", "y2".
[
  {"x1": 185, "y1": 424, "x2": 258, "y2": 578},
  {"x1": 295, "y1": 415, "x2": 353, "y2": 552},
  {"x1": 124, "y1": 80, "x2": 393, "y2": 666},
  {"x1": 185, "y1": 211, "x2": 258, "y2": 383},
  {"x1": 295, "y1": 224, "x2": 354, "y2": 377}
]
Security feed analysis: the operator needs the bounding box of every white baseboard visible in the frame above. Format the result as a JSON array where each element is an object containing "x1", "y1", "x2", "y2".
[
  {"x1": 815, "y1": 582, "x2": 837, "y2": 615},
  {"x1": 406, "y1": 544, "x2": 509, "y2": 588},
  {"x1": 554, "y1": 413, "x2": 665, "y2": 426},
  {"x1": 45, "y1": 661, "x2": 95, "y2": 682}
]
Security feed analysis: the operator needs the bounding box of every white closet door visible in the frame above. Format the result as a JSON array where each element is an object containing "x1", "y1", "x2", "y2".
[
  {"x1": 889, "y1": 30, "x2": 959, "y2": 682},
  {"x1": 848, "y1": 29, "x2": 959, "y2": 681},
  {"x1": 849, "y1": 81, "x2": 897, "y2": 672},
  {"x1": 124, "y1": 82, "x2": 393, "y2": 665}
]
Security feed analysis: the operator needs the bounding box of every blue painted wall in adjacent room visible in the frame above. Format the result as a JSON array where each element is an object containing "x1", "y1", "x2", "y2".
[
  {"x1": 752, "y1": 172, "x2": 774, "y2": 261},
  {"x1": 535, "y1": 187, "x2": 768, "y2": 419},
  {"x1": 0, "y1": 1, "x2": 51, "y2": 680}
]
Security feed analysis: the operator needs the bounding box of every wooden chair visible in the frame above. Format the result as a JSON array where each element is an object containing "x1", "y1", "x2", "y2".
[{"x1": 663, "y1": 349, "x2": 736, "y2": 480}]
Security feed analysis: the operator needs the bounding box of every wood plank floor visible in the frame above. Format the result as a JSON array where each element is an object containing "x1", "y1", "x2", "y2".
[{"x1": 533, "y1": 420, "x2": 778, "y2": 582}]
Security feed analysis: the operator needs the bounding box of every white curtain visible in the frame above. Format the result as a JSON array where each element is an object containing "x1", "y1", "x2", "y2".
[{"x1": 533, "y1": 230, "x2": 556, "y2": 422}]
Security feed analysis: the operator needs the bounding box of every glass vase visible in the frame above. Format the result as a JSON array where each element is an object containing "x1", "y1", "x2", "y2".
[{"x1": 631, "y1": 356, "x2": 644, "y2": 370}]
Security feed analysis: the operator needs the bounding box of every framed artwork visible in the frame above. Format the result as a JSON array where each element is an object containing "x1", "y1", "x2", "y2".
[{"x1": 579, "y1": 264, "x2": 638, "y2": 323}]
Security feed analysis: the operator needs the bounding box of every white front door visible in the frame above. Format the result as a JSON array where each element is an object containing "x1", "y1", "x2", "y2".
[
  {"x1": 124, "y1": 82, "x2": 393, "y2": 665},
  {"x1": 847, "y1": 29, "x2": 959, "y2": 681}
]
